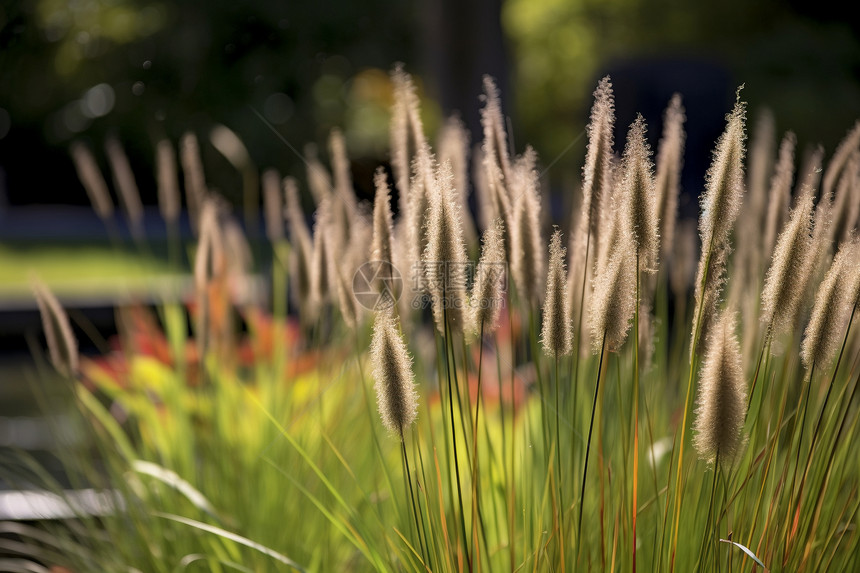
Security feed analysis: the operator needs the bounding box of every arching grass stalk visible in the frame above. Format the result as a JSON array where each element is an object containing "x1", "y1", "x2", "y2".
[
  {"x1": 555, "y1": 354, "x2": 566, "y2": 571},
  {"x1": 669, "y1": 232, "x2": 713, "y2": 572},
  {"x1": 442, "y1": 299, "x2": 472, "y2": 572},
  {"x1": 791, "y1": 301, "x2": 857, "y2": 542},
  {"x1": 353, "y1": 333, "x2": 398, "y2": 541},
  {"x1": 508, "y1": 307, "x2": 517, "y2": 573},
  {"x1": 781, "y1": 359, "x2": 816, "y2": 559},
  {"x1": 632, "y1": 252, "x2": 641, "y2": 573},
  {"x1": 578, "y1": 330, "x2": 607, "y2": 557},
  {"x1": 696, "y1": 452, "x2": 720, "y2": 572},
  {"x1": 799, "y1": 365, "x2": 860, "y2": 563},
  {"x1": 470, "y1": 318, "x2": 485, "y2": 571},
  {"x1": 400, "y1": 434, "x2": 429, "y2": 569}
]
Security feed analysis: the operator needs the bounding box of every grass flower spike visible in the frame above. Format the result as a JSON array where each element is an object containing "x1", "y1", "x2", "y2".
[
  {"x1": 621, "y1": 113, "x2": 658, "y2": 269},
  {"x1": 371, "y1": 309, "x2": 418, "y2": 438},
  {"x1": 655, "y1": 94, "x2": 686, "y2": 260},
  {"x1": 32, "y1": 279, "x2": 79, "y2": 377},
  {"x1": 801, "y1": 237, "x2": 860, "y2": 370},
  {"x1": 541, "y1": 228, "x2": 573, "y2": 357},
  {"x1": 693, "y1": 312, "x2": 747, "y2": 463},
  {"x1": 470, "y1": 218, "x2": 507, "y2": 336},
  {"x1": 155, "y1": 139, "x2": 180, "y2": 224},
  {"x1": 70, "y1": 141, "x2": 114, "y2": 221},
  {"x1": 424, "y1": 160, "x2": 469, "y2": 333}
]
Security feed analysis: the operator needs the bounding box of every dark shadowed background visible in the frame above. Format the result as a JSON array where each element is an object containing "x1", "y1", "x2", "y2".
[{"x1": 1, "y1": 0, "x2": 858, "y2": 217}]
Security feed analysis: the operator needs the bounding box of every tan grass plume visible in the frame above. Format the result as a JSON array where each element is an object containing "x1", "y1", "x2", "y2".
[
  {"x1": 541, "y1": 228, "x2": 573, "y2": 357},
  {"x1": 284, "y1": 177, "x2": 316, "y2": 319},
  {"x1": 579, "y1": 76, "x2": 615, "y2": 245},
  {"x1": 801, "y1": 236, "x2": 860, "y2": 370},
  {"x1": 762, "y1": 132, "x2": 797, "y2": 259},
  {"x1": 821, "y1": 120, "x2": 860, "y2": 203},
  {"x1": 830, "y1": 151, "x2": 860, "y2": 244},
  {"x1": 180, "y1": 132, "x2": 206, "y2": 234},
  {"x1": 155, "y1": 139, "x2": 180, "y2": 224},
  {"x1": 590, "y1": 240, "x2": 635, "y2": 352},
  {"x1": 371, "y1": 309, "x2": 419, "y2": 438},
  {"x1": 438, "y1": 115, "x2": 476, "y2": 247},
  {"x1": 699, "y1": 95, "x2": 746, "y2": 254},
  {"x1": 104, "y1": 136, "x2": 144, "y2": 239},
  {"x1": 655, "y1": 94, "x2": 686, "y2": 261},
  {"x1": 70, "y1": 141, "x2": 114, "y2": 221},
  {"x1": 470, "y1": 218, "x2": 507, "y2": 336},
  {"x1": 372, "y1": 167, "x2": 395, "y2": 266},
  {"x1": 32, "y1": 279, "x2": 78, "y2": 377},
  {"x1": 691, "y1": 243, "x2": 730, "y2": 352},
  {"x1": 304, "y1": 143, "x2": 333, "y2": 206},
  {"x1": 693, "y1": 311, "x2": 747, "y2": 463},
  {"x1": 510, "y1": 147, "x2": 545, "y2": 303},
  {"x1": 262, "y1": 168, "x2": 284, "y2": 242},
  {"x1": 760, "y1": 189, "x2": 815, "y2": 339},
  {"x1": 424, "y1": 160, "x2": 469, "y2": 333},
  {"x1": 621, "y1": 113, "x2": 658, "y2": 269}
]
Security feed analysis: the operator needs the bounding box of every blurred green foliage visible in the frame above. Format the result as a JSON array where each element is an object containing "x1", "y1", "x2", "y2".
[
  {"x1": 1, "y1": 0, "x2": 858, "y2": 208},
  {"x1": 503, "y1": 0, "x2": 860, "y2": 170}
]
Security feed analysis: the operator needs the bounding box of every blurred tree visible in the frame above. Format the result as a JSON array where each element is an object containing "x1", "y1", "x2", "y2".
[
  {"x1": 0, "y1": 0, "x2": 417, "y2": 208},
  {"x1": 503, "y1": 0, "x2": 860, "y2": 190}
]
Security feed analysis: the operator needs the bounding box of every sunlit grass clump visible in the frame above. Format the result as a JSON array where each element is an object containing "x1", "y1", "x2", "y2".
[{"x1": 12, "y1": 68, "x2": 860, "y2": 572}]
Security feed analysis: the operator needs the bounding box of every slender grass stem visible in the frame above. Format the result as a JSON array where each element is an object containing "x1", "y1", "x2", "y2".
[
  {"x1": 443, "y1": 298, "x2": 472, "y2": 573},
  {"x1": 578, "y1": 330, "x2": 607, "y2": 558},
  {"x1": 698, "y1": 452, "x2": 720, "y2": 572},
  {"x1": 401, "y1": 435, "x2": 429, "y2": 570},
  {"x1": 633, "y1": 252, "x2": 641, "y2": 573},
  {"x1": 470, "y1": 318, "x2": 485, "y2": 570},
  {"x1": 554, "y1": 354, "x2": 566, "y2": 572}
]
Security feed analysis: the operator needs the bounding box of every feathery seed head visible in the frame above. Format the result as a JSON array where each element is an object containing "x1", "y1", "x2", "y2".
[
  {"x1": 801, "y1": 237, "x2": 860, "y2": 370},
  {"x1": 691, "y1": 243, "x2": 730, "y2": 353},
  {"x1": 480, "y1": 75, "x2": 513, "y2": 184},
  {"x1": 390, "y1": 65, "x2": 427, "y2": 214},
  {"x1": 304, "y1": 143, "x2": 333, "y2": 206},
  {"x1": 762, "y1": 132, "x2": 797, "y2": 259},
  {"x1": 155, "y1": 139, "x2": 180, "y2": 224},
  {"x1": 180, "y1": 132, "x2": 206, "y2": 234},
  {"x1": 311, "y1": 198, "x2": 336, "y2": 307},
  {"x1": 210, "y1": 125, "x2": 251, "y2": 169},
  {"x1": 284, "y1": 177, "x2": 316, "y2": 321},
  {"x1": 32, "y1": 280, "x2": 79, "y2": 377},
  {"x1": 407, "y1": 147, "x2": 435, "y2": 290},
  {"x1": 693, "y1": 312, "x2": 747, "y2": 463},
  {"x1": 580, "y1": 76, "x2": 615, "y2": 242},
  {"x1": 621, "y1": 113, "x2": 658, "y2": 269},
  {"x1": 262, "y1": 169, "x2": 284, "y2": 242},
  {"x1": 510, "y1": 147, "x2": 545, "y2": 303},
  {"x1": 830, "y1": 151, "x2": 860, "y2": 245},
  {"x1": 761, "y1": 190, "x2": 815, "y2": 338},
  {"x1": 438, "y1": 115, "x2": 476, "y2": 248},
  {"x1": 700, "y1": 95, "x2": 747, "y2": 251},
  {"x1": 541, "y1": 229, "x2": 573, "y2": 357},
  {"x1": 470, "y1": 218, "x2": 507, "y2": 336},
  {"x1": 822, "y1": 120, "x2": 860, "y2": 203},
  {"x1": 424, "y1": 160, "x2": 469, "y2": 333},
  {"x1": 655, "y1": 94, "x2": 686, "y2": 260},
  {"x1": 104, "y1": 137, "x2": 144, "y2": 237},
  {"x1": 371, "y1": 309, "x2": 419, "y2": 438},
  {"x1": 591, "y1": 245, "x2": 636, "y2": 352},
  {"x1": 70, "y1": 141, "x2": 114, "y2": 221},
  {"x1": 372, "y1": 167, "x2": 395, "y2": 266}
]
